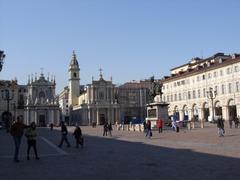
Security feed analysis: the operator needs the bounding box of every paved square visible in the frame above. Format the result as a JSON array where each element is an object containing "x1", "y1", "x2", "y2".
[{"x1": 0, "y1": 123, "x2": 240, "y2": 180}]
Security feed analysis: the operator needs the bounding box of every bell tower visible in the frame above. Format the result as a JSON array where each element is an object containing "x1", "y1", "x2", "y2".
[{"x1": 68, "y1": 51, "x2": 80, "y2": 106}]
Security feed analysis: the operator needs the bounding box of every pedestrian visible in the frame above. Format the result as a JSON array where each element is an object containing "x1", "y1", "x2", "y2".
[
  {"x1": 58, "y1": 121, "x2": 71, "y2": 148},
  {"x1": 229, "y1": 117, "x2": 233, "y2": 128},
  {"x1": 73, "y1": 125, "x2": 83, "y2": 148},
  {"x1": 108, "y1": 122, "x2": 113, "y2": 136},
  {"x1": 145, "y1": 120, "x2": 152, "y2": 138},
  {"x1": 217, "y1": 116, "x2": 224, "y2": 137},
  {"x1": 233, "y1": 116, "x2": 239, "y2": 128},
  {"x1": 50, "y1": 123, "x2": 54, "y2": 131},
  {"x1": 25, "y1": 122, "x2": 40, "y2": 160},
  {"x1": 143, "y1": 120, "x2": 147, "y2": 133},
  {"x1": 103, "y1": 122, "x2": 108, "y2": 136},
  {"x1": 10, "y1": 116, "x2": 27, "y2": 162},
  {"x1": 157, "y1": 118, "x2": 163, "y2": 133}
]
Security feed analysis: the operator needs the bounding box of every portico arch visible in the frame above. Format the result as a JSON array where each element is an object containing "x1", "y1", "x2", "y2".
[
  {"x1": 182, "y1": 105, "x2": 189, "y2": 121},
  {"x1": 228, "y1": 99, "x2": 236, "y2": 121},
  {"x1": 202, "y1": 102, "x2": 209, "y2": 122}
]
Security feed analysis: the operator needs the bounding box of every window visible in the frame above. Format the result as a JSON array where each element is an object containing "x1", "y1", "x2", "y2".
[
  {"x1": 234, "y1": 66, "x2": 239, "y2": 72},
  {"x1": 193, "y1": 90, "x2": 196, "y2": 99},
  {"x1": 174, "y1": 82, "x2": 177, "y2": 87},
  {"x1": 213, "y1": 71, "x2": 218, "y2": 77},
  {"x1": 236, "y1": 82, "x2": 240, "y2": 92},
  {"x1": 198, "y1": 89, "x2": 201, "y2": 98},
  {"x1": 170, "y1": 95, "x2": 173, "y2": 102},
  {"x1": 228, "y1": 83, "x2": 232, "y2": 94},
  {"x1": 178, "y1": 93, "x2": 182, "y2": 101},
  {"x1": 202, "y1": 75, "x2": 205, "y2": 80},
  {"x1": 227, "y1": 68, "x2": 232, "y2": 74},
  {"x1": 188, "y1": 91, "x2": 191, "y2": 99},
  {"x1": 73, "y1": 72, "x2": 77, "y2": 78},
  {"x1": 174, "y1": 94, "x2": 177, "y2": 101},
  {"x1": 220, "y1": 70, "x2": 223, "y2": 76},
  {"x1": 208, "y1": 73, "x2": 212, "y2": 79},
  {"x1": 203, "y1": 88, "x2": 206, "y2": 97},
  {"x1": 222, "y1": 84, "x2": 225, "y2": 94},
  {"x1": 99, "y1": 91, "x2": 104, "y2": 99},
  {"x1": 215, "y1": 86, "x2": 218, "y2": 95},
  {"x1": 167, "y1": 96, "x2": 169, "y2": 102}
]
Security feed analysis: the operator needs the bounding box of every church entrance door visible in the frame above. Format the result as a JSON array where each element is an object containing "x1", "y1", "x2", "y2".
[
  {"x1": 99, "y1": 114, "x2": 105, "y2": 125},
  {"x1": 39, "y1": 115, "x2": 46, "y2": 127}
]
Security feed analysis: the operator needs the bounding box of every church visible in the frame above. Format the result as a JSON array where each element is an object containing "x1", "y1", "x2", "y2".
[
  {"x1": 67, "y1": 52, "x2": 120, "y2": 125},
  {"x1": 24, "y1": 72, "x2": 60, "y2": 126}
]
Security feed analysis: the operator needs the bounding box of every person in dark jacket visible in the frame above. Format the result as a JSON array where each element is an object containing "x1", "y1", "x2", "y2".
[
  {"x1": 108, "y1": 122, "x2": 113, "y2": 136},
  {"x1": 103, "y1": 122, "x2": 108, "y2": 136},
  {"x1": 25, "y1": 122, "x2": 39, "y2": 160},
  {"x1": 73, "y1": 125, "x2": 83, "y2": 148},
  {"x1": 145, "y1": 120, "x2": 152, "y2": 138},
  {"x1": 217, "y1": 116, "x2": 224, "y2": 137},
  {"x1": 58, "y1": 121, "x2": 71, "y2": 148},
  {"x1": 10, "y1": 116, "x2": 27, "y2": 162}
]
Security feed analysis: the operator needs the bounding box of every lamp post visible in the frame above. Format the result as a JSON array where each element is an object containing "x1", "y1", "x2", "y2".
[
  {"x1": 207, "y1": 87, "x2": 217, "y2": 123},
  {"x1": 1, "y1": 89, "x2": 14, "y2": 132},
  {"x1": 0, "y1": 50, "x2": 6, "y2": 72}
]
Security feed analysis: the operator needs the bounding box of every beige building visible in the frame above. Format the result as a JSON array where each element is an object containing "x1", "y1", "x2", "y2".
[{"x1": 160, "y1": 53, "x2": 240, "y2": 122}]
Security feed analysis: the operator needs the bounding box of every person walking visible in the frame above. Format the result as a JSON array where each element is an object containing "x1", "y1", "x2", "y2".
[
  {"x1": 103, "y1": 122, "x2": 108, "y2": 136},
  {"x1": 145, "y1": 120, "x2": 152, "y2": 138},
  {"x1": 58, "y1": 121, "x2": 71, "y2": 148},
  {"x1": 233, "y1": 116, "x2": 239, "y2": 128},
  {"x1": 157, "y1": 118, "x2": 163, "y2": 133},
  {"x1": 73, "y1": 125, "x2": 83, "y2": 148},
  {"x1": 10, "y1": 116, "x2": 27, "y2": 162},
  {"x1": 25, "y1": 122, "x2": 40, "y2": 160},
  {"x1": 217, "y1": 116, "x2": 225, "y2": 137},
  {"x1": 108, "y1": 122, "x2": 113, "y2": 136}
]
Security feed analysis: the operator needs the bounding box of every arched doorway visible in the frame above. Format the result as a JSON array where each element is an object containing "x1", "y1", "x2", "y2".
[
  {"x1": 1, "y1": 111, "x2": 12, "y2": 131},
  {"x1": 228, "y1": 99, "x2": 236, "y2": 121},
  {"x1": 203, "y1": 102, "x2": 209, "y2": 122},
  {"x1": 215, "y1": 101, "x2": 222, "y2": 118},
  {"x1": 183, "y1": 105, "x2": 188, "y2": 121},
  {"x1": 192, "y1": 104, "x2": 199, "y2": 121},
  {"x1": 174, "y1": 106, "x2": 179, "y2": 120}
]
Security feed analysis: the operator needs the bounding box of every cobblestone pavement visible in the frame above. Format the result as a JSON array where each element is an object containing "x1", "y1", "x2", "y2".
[{"x1": 0, "y1": 123, "x2": 240, "y2": 180}]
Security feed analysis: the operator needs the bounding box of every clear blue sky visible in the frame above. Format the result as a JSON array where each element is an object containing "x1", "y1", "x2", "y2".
[{"x1": 1, "y1": 0, "x2": 239, "y2": 93}]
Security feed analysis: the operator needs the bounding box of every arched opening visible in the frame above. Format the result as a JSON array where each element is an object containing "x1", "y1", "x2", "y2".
[
  {"x1": 228, "y1": 99, "x2": 236, "y2": 121},
  {"x1": 183, "y1": 105, "x2": 188, "y2": 121},
  {"x1": 173, "y1": 106, "x2": 179, "y2": 120},
  {"x1": 192, "y1": 104, "x2": 199, "y2": 121},
  {"x1": 215, "y1": 101, "x2": 222, "y2": 118},
  {"x1": 1, "y1": 111, "x2": 12, "y2": 131},
  {"x1": 202, "y1": 102, "x2": 209, "y2": 122}
]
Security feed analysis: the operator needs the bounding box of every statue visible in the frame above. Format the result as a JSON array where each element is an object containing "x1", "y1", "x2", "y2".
[{"x1": 148, "y1": 76, "x2": 163, "y2": 103}]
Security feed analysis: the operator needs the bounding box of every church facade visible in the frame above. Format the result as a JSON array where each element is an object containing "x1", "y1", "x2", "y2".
[{"x1": 24, "y1": 73, "x2": 60, "y2": 126}]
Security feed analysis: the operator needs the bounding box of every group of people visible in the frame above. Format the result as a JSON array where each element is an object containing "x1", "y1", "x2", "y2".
[
  {"x1": 58, "y1": 121, "x2": 84, "y2": 149},
  {"x1": 229, "y1": 116, "x2": 239, "y2": 129},
  {"x1": 9, "y1": 116, "x2": 84, "y2": 163},
  {"x1": 10, "y1": 116, "x2": 39, "y2": 162},
  {"x1": 103, "y1": 122, "x2": 113, "y2": 136}
]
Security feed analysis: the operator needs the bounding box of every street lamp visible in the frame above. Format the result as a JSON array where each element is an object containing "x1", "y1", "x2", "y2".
[
  {"x1": 207, "y1": 87, "x2": 217, "y2": 123},
  {"x1": 1, "y1": 89, "x2": 14, "y2": 132},
  {"x1": 0, "y1": 50, "x2": 6, "y2": 72}
]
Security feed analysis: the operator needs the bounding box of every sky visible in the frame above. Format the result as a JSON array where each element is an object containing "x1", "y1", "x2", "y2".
[{"x1": 0, "y1": 0, "x2": 240, "y2": 93}]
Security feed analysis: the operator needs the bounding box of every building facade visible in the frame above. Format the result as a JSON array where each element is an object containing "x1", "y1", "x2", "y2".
[
  {"x1": 61, "y1": 52, "x2": 152, "y2": 126},
  {"x1": 160, "y1": 53, "x2": 240, "y2": 122},
  {"x1": 24, "y1": 73, "x2": 60, "y2": 126}
]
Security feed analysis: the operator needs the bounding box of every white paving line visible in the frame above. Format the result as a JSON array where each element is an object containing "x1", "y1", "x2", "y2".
[{"x1": 40, "y1": 136, "x2": 68, "y2": 155}]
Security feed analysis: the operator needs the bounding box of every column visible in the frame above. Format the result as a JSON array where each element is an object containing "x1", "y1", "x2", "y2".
[
  {"x1": 179, "y1": 110, "x2": 184, "y2": 121},
  {"x1": 56, "y1": 109, "x2": 60, "y2": 125},
  {"x1": 97, "y1": 108, "x2": 99, "y2": 125},
  {"x1": 88, "y1": 108, "x2": 91, "y2": 125},
  {"x1": 222, "y1": 106, "x2": 228, "y2": 121},
  {"x1": 34, "y1": 111, "x2": 38, "y2": 124},
  {"x1": 198, "y1": 108, "x2": 204, "y2": 128}
]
